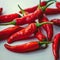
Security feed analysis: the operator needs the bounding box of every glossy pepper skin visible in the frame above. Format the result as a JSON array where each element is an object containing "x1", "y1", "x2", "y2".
[
  {"x1": 22, "y1": 8, "x2": 60, "y2": 15},
  {"x1": 0, "y1": 13, "x2": 20, "y2": 23},
  {"x1": 52, "y1": 33, "x2": 60, "y2": 60},
  {"x1": 7, "y1": 22, "x2": 52, "y2": 43},
  {"x1": 20, "y1": 3, "x2": 60, "y2": 15},
  {"x1": 9, "y1": 8, "x2": 43, "y2": 25},
  {"x1": 7, "y1": 23, "x2": 37, "y2": 43},
  {"x1": 4, "y1": 41, "x2": 40, "y2": 53},
  {"x1": 41, "y1": 15, "x2": 53, "y2": 41},
  {"x1": 0, "y1": 26, "x2": 23, "y2": 40},
  {"x1": 19, "y1": 1, "x2": 47, "y2": 13},
  {"x1": 35, "y1": 27, "x2": 47, "y2": 42},
  {"x1": 51, "y1": 19, "x2": 60, "y2": 26},
  {"x1": 56, "y1": 2, "x2": 60, "y2": 9},
  {"x1": 0, "y1": 8, "x2": 3, "y2": 15},
  {"x1": 0, "y1": 2, "x2": 54, "y2": 25},
  {"x1": 45, "y1": 8, "x2": 60, "y2": 15}
]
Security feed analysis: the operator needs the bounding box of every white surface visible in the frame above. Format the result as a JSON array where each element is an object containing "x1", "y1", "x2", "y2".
[{"x1": 0, "y1": 0, "x2": 60, "y2": 60}]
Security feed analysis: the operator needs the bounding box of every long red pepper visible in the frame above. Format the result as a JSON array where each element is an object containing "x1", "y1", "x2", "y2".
[
  {"x1": 35, "y1": 27, "x2": 47, "y2": 42},
  {"x1": 19, "y1": 1, "x2": 48, "y2": 13},
  {"x1": 0, "y1": 2, "x2": 54, "y2": 25},
  {"x1": 19, "y1": 2, "x2": 60, "y2": 15},
  {"x1": 7, "y1": 22, "x2": 52, "y2": 43},
  {"x1": 45, "y1": 8, "x2": 60, "y2": 15},
  {"x1": 0, "y1": 26, "x2": 23, "y2": 40},
  {"x1": 20, "y1": 7, "x2": 60, "y2": 15},
  {"x1": 41, "y1": 15, "x2": 53, "y2": 41},
  {"x1": 56, "y1": 2, "x2": 60, "y2": 9},
  {"x1": 2, "y1": 7, "x2": 43, "y2": 25},
  {"x1": 0, "y1": 8, "x2": 3, "y2": 15},
  {"x1": 7, "y1": 23, "x2": 37, "y2": 43},
  {"x1": 0, "y1": 13, "x2": 21, "y2": 23},
  {"x1": 4, "y1": 41, "x2": 50, "y2": 53},
  {"x1": 52, "y1": 33, "x2": 60, "y2": 60},
  {"x1": 51, "y1": 19, "x2": 60, "y2": 26}
]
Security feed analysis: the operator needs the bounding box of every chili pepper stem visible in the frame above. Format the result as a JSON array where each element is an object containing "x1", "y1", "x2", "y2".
[
  {"x1": 42, "y1": 1, "x2": 55, "y2": 11},
  {"x1": 38, "y1": 0, "x2": 55, "y2": 11},
  {"x1": 0, "y1": 21, "x2": 16, "y2": 26},
  {"x1": 39, "y1": 41, "x2": 51, "y2": 45},
  {"x1": 0, "y1": 22, "x2": 53, "y2": 26},
  {"x1": 18, "y1": 4, "x2": 26, "y2": 16},
  {"x1": 36, "y1": 22, "x2": 53, "y2": 27}
]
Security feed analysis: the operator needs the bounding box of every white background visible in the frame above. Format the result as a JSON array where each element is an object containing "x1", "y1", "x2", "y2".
[{"x1": 0, "y1": 0, "x2": 60, "y2": 60}]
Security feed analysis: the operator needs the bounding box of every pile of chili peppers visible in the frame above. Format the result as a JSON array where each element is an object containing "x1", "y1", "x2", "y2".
[{"x1": 0, "y1": 0, "x2": 60, "y2": 60}]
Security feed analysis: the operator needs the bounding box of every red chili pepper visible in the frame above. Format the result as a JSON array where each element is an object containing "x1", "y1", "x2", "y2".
[
  {"x1": 0, "y1": 2, "x2": 54, "y2": 25},
  {"x1": 4, "y1": 7, "x2": 43, "y2": 25},
  {"x1": 41, "y1": 15, "x2": 53, "y2": 41},
  {"x1": 7, "y1": 22, "x2": 52, "y2": 43},
  {"x1": 56, "y1": 2, "x2": 60, "y2": 9},
  {"x1": 0, "y1": 13, "x2": 21, "y2": 23},
  {"x1": 51, "y1": 19, "x2": 60, "y2": 26},
  {"x1": 4, "y1": 41, "x2": 49, "y2": 53},
  {"x1": 20, "y1": 8, "x2": 60, "y2": 15},
  {"x1": 52, "y1": 33, "x2": 60, "y2": 60},
  {"x1": 19, "y1": 2, "x2": 60, "y2": 15},
  {"x1": 7, "y1": 23, "x2": 37, "y2": 43},
  {"x1": 0, "y1": 8, "x2": 3, "y2": 15},
  {"x1": 45, "y1": 8, "x2": 60, "y2": 15},
  {"x1": 0, "y1": 26, "x2": 23, "y2": 40},
  {"x1": 0, "y1": 8, "x2": 43, "y2": 25},
  {"x1": 35, "y1": 27, "x2": 47, "y2": 42},
  {"x1": 19, "y1": 1, "x2": 47, "y2": 13}
]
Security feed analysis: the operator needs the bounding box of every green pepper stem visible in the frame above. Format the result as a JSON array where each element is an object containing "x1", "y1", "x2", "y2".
[
  {"x1": 39, "y1": 41, "x2": 51, "y2": 44},
  {"x1": 38, "y1": 0, "x2": 55, "y2": 11},
  {"x1": 0, "y1": 22, "x2": 53, "y2": 26},
  {"x1": 0, "y1": 20, "x2": 16, "y2": 26},
  {"x1": 18, "y1": 4, "x2": 25, "y2": 16},
  {"x1": 36, "y1": 22, "x2": 53, "y2": 27},
  {"x1": 42, "y1": 1, "x2": 55, "y2": 11}
]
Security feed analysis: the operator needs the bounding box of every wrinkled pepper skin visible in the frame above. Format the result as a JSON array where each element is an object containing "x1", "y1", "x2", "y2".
[
  {"x1": 7, "y1": 23, "x2": 37, "y2": 43},
  {"x1": 52, "y1": 33, "x2": 60, "y2": 60},
  {"x1": 41, "y1": 15, "x2": 53, "y2": 41},
  {"x1": 35, "y1": 27, "x2": 47, "y2": 42},
  {"x1": 56, "y1": 2, "x2": 60, "y2": 9},
  {"x1": 51, "y1": 19, "x2": 60, "y2": 26},
  {"x1": 0, "y1": 13, "x2": 20, "y2": 23},
  {"x1": 0, "y1": 8, "x2": 3, "y2": 15},
  {"x1": 0, "y1": 26, "x2": 23, "y2": 40},
  {"x1": 4, "y1": 41, "x2": 40, "y2": 53}
]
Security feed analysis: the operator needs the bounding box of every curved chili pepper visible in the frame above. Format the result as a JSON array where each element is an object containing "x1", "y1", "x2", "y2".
[
  {"x1": 7, "y1": 22, "x2": 52, "y2": 43},
  {"x1": 20, "y1": 7, "x2": 60, "y2": 15},
  {"x1": 0, "y1": 26, "x2": 23, "y2": 40},
  {"x1": 52, "y1": 33, "x2": 60, "y2": 60},
  {"x1": 51, "y1": 19, "x2": 60, "y2": 26},
  {"x1": 4, "y1": 41, "x2": 49, "y2": 53},
  {"x1": 0, "y1": 13, "x2": 21, "y2": 23},
  {"x1": 0, "y1": 2, "x2": 54, "y2": 25},
  {"x1": 0, "y1": 8, "x2": 3, "y2": 15},
  {"x1": 1, "y1": 7, "x2": 43, "y2": 25},
  {"x1": 41, "y1": 15, "x2": 53, "y2": 41},
  {"x1": 7, "y1": 23, "x2": 37, "y2": 43},
  {"x1": 56, "y1": 2, "x2": 60, "y2": 9},
  {"x1": 19, "y1": 2, "x2": 60, "y2": 15},
  {"x1": 19, "y1": 1, "x2": 47, "y2": 13},
  {"x1": 35, "y1": 27, "x2": 47, "y2": 42}
]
